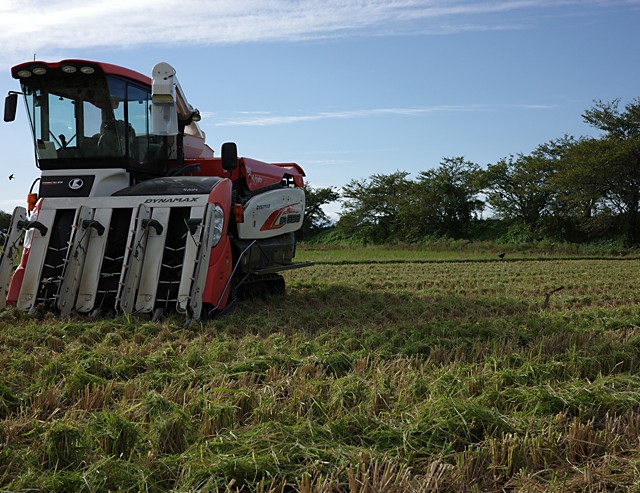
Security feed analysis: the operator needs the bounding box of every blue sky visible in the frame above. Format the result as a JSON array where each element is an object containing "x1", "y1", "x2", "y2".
[{"x1": 0, "y1": 0, "x2": 639, "y2": 217}]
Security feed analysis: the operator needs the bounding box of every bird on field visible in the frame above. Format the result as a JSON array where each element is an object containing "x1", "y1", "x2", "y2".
[
  {"x1": 8, "y1": 174, "x2": 14, "y2": 180},
  {"x1": 498, "y1": 252, "x2": 506, "y2": 259}
]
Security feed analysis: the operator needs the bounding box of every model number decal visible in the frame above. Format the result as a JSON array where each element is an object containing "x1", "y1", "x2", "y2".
[{"x1": 260, "y1": 203, "x2": 302, "y2": 231}]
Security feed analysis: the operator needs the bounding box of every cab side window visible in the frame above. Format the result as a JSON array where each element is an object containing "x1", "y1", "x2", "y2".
[{"x1": 127, "y1": 83, "x2": 165, "y2": 174}]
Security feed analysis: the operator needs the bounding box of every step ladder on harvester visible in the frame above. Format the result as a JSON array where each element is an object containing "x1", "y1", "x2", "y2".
[{"x1": 0, "y1": 196, "x2": 221, "y2": 320}]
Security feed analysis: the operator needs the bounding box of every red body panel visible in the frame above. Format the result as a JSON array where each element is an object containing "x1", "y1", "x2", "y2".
[
  {"x1": 11, "y1": 59, "x2": 150, "y2": 85},
  {"x1": 201, "y1": 178, "x2": 233, "y2": 309},
  {"x1": 175, "y1": 157, "x2": 306, "y2": 189},
  {"x1": 272, "y1": 163, "x2": 306, "y2": 187},
  {"x1": 6, "y1": 266, "x2": 24, "y2": 306}
]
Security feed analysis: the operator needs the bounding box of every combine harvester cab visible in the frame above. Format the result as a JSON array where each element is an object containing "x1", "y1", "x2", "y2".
[{"x1": 0, "y1": 60, "x2": 311, "y2": 321}]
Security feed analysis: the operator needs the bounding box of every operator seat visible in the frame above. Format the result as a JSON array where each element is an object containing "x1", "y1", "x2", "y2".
[{"x1": 97, "y1": 120, "x2": 136, "y2": 157}]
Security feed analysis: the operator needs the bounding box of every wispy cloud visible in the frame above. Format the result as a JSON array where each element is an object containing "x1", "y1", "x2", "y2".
[
  {"x1": 211, "y1": 103, "x2": 556, "y2": 126},
  {"x1": 0, "y1": 0, "x2": 637, "y2": 66}
]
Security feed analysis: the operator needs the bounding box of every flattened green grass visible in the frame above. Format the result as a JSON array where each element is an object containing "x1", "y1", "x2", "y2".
[
  {"x1": 1, "y1": 252, "x2": 640, "y2": 491},
  {"x1": 295, "y1": 242, "x2": 640, "y2": 263}
]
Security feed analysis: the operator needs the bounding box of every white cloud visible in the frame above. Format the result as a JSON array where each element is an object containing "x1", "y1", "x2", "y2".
[
  {"x1": 211, "y1": 103, "x2": 555, "y2": 126},
  {"x1": 0, "y1": 0, "x2": 637, "y2": 67}
]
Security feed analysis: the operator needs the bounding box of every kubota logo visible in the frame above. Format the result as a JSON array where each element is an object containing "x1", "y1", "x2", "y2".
[{"x1": 68, "y1": 178, "x2": 84, "y2": 190}]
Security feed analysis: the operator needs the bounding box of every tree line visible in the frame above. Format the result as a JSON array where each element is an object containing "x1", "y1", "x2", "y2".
[{"x1": 302, "y1": 98, "x2": 640, "y2": 246}]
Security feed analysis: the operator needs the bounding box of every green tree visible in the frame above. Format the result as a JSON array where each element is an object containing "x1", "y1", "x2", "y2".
[
  {"x1": 301, "y1": 185, "x2": 340, "y2": 239},
  {"x1": 0, "y1": 210, "x2": 11, "y2": 247},
  {"x1": 558, "y1": 99, "x2": 640, "y2": 244},
  {"x1": 414, "y1": 157, "x2": 484, "y2": 238},
  {"x1": 338, "y1": 171, "x2": 413, "y2": 243},
  {"x1": 484, "y1": 138, "x2": 573, "y2": 231},
  {"x1": 582, "y1": 98, "x2": 640, "y2": 140},
  {"x1": 0, "y1": 211, "x2": 11, "y2": 232}
]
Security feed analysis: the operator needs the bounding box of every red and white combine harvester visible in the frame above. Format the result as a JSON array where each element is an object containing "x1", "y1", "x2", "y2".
[{"x1": 0, "y1": 60, "x2": 311, "y2": 321}]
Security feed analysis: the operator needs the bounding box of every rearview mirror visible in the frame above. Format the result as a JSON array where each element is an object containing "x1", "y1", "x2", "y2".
[
  {"x1": 4, "y1": 92, "x2": 18, "y2": 122},
  {"x1": 221, "y1": 142, "x2": 238, "y2": 171}
]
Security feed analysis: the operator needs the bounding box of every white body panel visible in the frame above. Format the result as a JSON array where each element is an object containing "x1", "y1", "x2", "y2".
[
  {"x1": 176, "y1": 206, "x2": 206, "y2": 314},
  {"x1": 181, "y1": 203, "x2": 217, "y2": 319},
  {"x1": 57, "y1": 206, "x2": 95, "y2": 315},
  {"x1": 117, "y1": 204, "x2": 153, "y2": 314},
  {"x1": 75, "y1": 208, "x2": 114, "y2": 313},
  {"x1": 135, "y1": 207, "x2": 170, "y2": 313},
  {"x1": 17, "y1": 208, "x2": 57, "y2": 311},
  {"x1": 237, "y1": 188, "x2": 305, "y2": 240}
]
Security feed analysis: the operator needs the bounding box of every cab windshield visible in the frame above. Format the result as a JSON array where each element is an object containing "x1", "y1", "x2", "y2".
[{"x1": 21, "y1": 70, "x2": 166, "y2": 174}]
